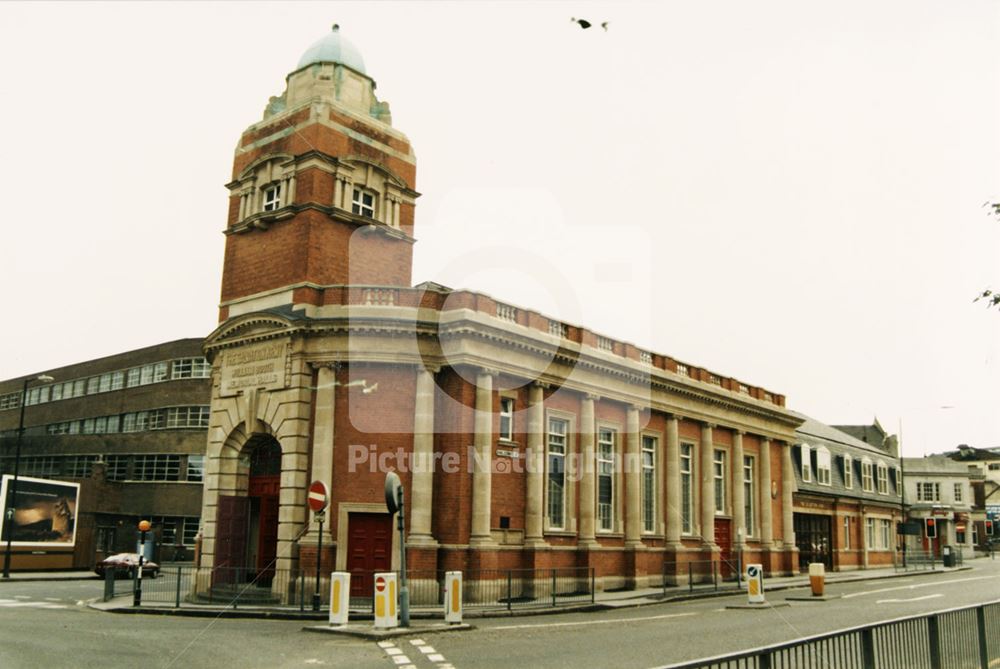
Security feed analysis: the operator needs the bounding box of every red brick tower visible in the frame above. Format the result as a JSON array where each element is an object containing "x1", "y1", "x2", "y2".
[{"x1": 218, "y1": 25, "x2": 418, "y2": 322}]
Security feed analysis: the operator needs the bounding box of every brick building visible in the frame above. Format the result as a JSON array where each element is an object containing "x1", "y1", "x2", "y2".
[
  {"x1": 791, "y1": 416, "x2": 903, "y2": 572},
  {"x1": 903, "y1": 454, "x2": 977, "y2": 559},
  {"x1": 0, "y1": 339, "x2": 210, "y2": 570},
  {"x1": 197, "y1": 25, "x2": 806, "y2": 595}
]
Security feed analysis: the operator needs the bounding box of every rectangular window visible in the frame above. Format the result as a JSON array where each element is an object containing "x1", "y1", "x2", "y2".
[
  {"x1": 263, "y1": 184, "x2": 281, "y2": 211},
  {"x1": 917, "y1": 481, "x2": 940, "y2": 502},
  {"x1": 0, "y1": 392, "x2": 21, "y2": 410},
  {"x1": 843, "y1": 516, "x2": 851, "y2": 550},
  {"x1": 546, "y1": 418, "x2": 568, "y2": 529},
  {"x1": 132, "y1": 454, "x2": 181, "y2": 482},
  {"x1": 51, "y1": 383, "x2": 63, "y2": 401},
  {"x1": 164, "y1": 406, "x2": 210, "y2": 429},
  {"x1": 86, "y1": 376, "x2": 99, "y2": 395},
  {"x1": 642, "y1": 435, "x2": 657, "y2": 533},
  {"x1": 106, "y1": 455, "x2": 128, "y2": 481},
  {"x1": 110, "y1": 371, "x2": 124, "y2": 390},
  {"x1": 866, "y1": 517, "x2": 875, "y2": 548},
  {"x1": 843, "y1": 456, "x2": 853, "y2": 489},
  {"x1": 681, "y1": 443, "x2": 693, "y2": 534},
  {"x1": 26, "y1": 387, "x2": 39, "y2": 406},
  {"x1": 187, "y1": 455, "x2": 205, "y2": 482},
  {"x1": 126, "y1": 367, "x2": 141, "y2": 388},
  {"x1": 23, "y1": 456, "x2": 60, "y2": 477},
  {"x1": 895, "y1": 468, "x2": 902, "y2": 497},
  {"x1": 954, "y1": 483, "x2": 963, "y2": 503},
  {"x1": 862, "y1": 462, "x2": 874, "y2": 492},
  {"x1": 98, "y1": 373, "x2": 112, "y2": 393},
  {"x1": 743, "y1": 455, "x2": 754, "y2": 536},
  {"x1": 816, "y1": 448, "x2": 831, "y2": 485},
  {"x1": 82, "y1": 418, "x2": 95, "y2": 434},
  {"x1": 105, "y1": 415, "x2": 120, "y2": 433},
  {"x1": 877, "y1": 465, "x2": 889, "y2": 494},
  {"x1": 65, "y1": 455, "x2": 98, "y2": 478},
  {"x1": 713, "y1": 450, "x2": 726, "y2": 513},
  {"x1": 153, "y1": 516, "x2": 178, "y2": 544},
  {"x1": 597, "y1": 428, "x2": 616, "y2": 531},
  {"x1": 94, "y1": 416, "x2": 107, "y2": 433},
  {"x1": 72, "y1": 379, "x2": 85, "y2": 397},
  {"x1": 880, "y1": 519, "x2": 891, "y2": 550},
  {"x1": 182, "y1": 518, "x2": 200, "y2": 546},
  {"x1": 352, "y1": 188, "x2": 375, "y2": 218},
  {"x1": 499, "y1": 398, "x2": 514, "y2": 442},
  {"x1": 38, "y1": 386, "x2": 50, "y2": 403},
  {"x1": 171, "y1": 357, "x2": 210, "y2": 379},
  {"x1": 800, "y1": 444, "x2": 812, "y2": 482}
]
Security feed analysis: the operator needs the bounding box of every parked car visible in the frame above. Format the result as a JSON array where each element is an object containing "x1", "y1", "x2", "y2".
[{"x1": 94, "y1": 553, "x2": 159, "y2": 579}]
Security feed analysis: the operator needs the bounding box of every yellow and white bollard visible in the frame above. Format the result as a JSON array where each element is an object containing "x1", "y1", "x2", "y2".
[
  {"x1": 329, "y1": 572, "x2": 350, "y2": 627},
  {"x1": 373, "y1": 572, "x2": 398, "y2": 629},
  {"x1": 443, "y1": 571, "x2": 463, "y2": 624},
  {"x1": 745, "y1": 564, "x2": 765, "y2": 604}
]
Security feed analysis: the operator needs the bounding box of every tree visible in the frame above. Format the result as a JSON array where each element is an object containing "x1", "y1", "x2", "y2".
[{"x1": 975, "y1": 202, "x2": 1000, "y2": 309}]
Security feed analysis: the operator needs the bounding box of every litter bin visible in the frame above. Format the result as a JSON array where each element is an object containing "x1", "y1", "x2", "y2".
[{"x1": 942, "y1": 545, "x2": 954, "y2": 567}]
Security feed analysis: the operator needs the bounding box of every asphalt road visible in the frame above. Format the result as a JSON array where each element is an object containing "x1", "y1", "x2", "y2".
[{"x1": 0, "y1": 560, "x2": 998, "y2": 669}]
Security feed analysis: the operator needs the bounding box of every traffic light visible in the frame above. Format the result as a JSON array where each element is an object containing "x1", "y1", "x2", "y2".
[
  {"x1": 925, "y1": 518, "x2": 937, "y2": 539},
  {"x1": 987, "y1": 519, "x2": 994, "y2": 536}
]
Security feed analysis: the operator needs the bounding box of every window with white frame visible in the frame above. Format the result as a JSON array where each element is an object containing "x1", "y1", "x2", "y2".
[
  {"x1": 0, "y1": 392, "x2": 20, "y2": 410},
  {"x1": 681, "y1": 443, "x2": 694, "y2": 534},
  {"x1": 843, "y1": 516, "x2": 851, "y2": 549},
  {"x1": 876, "y1": 462, "x2": 889, "y2": 494},
  {"x1": 153, "y1": 516, "x2": 200, "y2": 546},
  {"x1": 98, "y1": 373, "x2": 112, "y2": 393},
  {"x1": 816, "y1": 447, "x2": 831, "y2": 485},
  {"x1": 499, "y1": 398, "x2": 514, "y2": 442},
  {"x1": 171, "y1": 357, "x2": 210, "y2": 379},
  {"x1": 111, "y1": 371, "x2": 124, "y2": 390},
  {"x1": 131, "y1": 455, "x2": 181, "y2": 482},
  {"x1": 186, "y1": 455, "x2": 204, "y2": 482},
  {"x1": 843, "y1": 455, "x2": 853, "y2": 489},
  {"x1": 800, "y1": 444, "x2": 812, "y2": 482},
  {"x1": 743, "y1": 455, "x2": 755, "y2": 537},
  {"x1": 262, "y1": 184, "x2": 281, "y2": 211},
  {"x1": 546, "y1": 417, "x2": 568, "y2": 529},
  {"x1": 22, "y1": 456, "x2": 60, "y2": 477},
  {"x1": 86, "y1": 376, "x2": 99, "y2": 395},
  {"x1": 879, "y1": 519, "x2": 891, "y2": 550},
  {"x1": 352, "y1": 188, "x2": 376, "y2": 218},
  {"x1": 65, "y1": 455, "x2": 98, "y2": 478},
  {"x1": 866, "y1": 517, "x2": 875, "y2": 548},
  {"x1": 164, "y1": 406, "x2": 210, "y2": 429},
  {"x1": 861, "y1": 459, "x2": 874, "y2": 492},
  {"x1": 642, "y1": 435, "x2": 657, "y2": 533},
  {"x1": 713, "y1": 450, "x2": 726, "y2": 513},
  {"x1": 597, "y1": 428, "x2": 616, "y2": 531},
  {"x1": 953, "y1": 482, "x2": 964, "y2": 503},
  {"x1": 917, "y1": 481, "x2": 940, "y2": 502},
  {"x1": 105, "y1": 455, "x2": 128, "y2": 481}
]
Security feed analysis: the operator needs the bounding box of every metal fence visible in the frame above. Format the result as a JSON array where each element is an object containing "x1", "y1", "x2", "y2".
[
  {"x1": 108, "y1": 565, "x2": 595, "y2": 613},
  {"x1": 662, "y1": 559, "x2": 744, "y2": 597},
  {"x1": 658, "y1": 600, "x2": 1000, "y2": 669}
]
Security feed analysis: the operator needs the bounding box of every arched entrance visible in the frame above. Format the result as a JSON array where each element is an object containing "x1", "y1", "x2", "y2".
[{"x1": 214, "y1": 435, "x2": 281, "y2": 585}]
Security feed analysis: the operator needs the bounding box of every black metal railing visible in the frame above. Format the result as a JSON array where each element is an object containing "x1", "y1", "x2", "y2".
[
  {"x1": 122, "y1": 565, "x2": 595, "y2": 612},
  {"x1": 657, "y1": 600, "x2": 1000, "y2": 669},
  {"x1": 662, "y1": 559, "x2": 745, "y2": 597}
]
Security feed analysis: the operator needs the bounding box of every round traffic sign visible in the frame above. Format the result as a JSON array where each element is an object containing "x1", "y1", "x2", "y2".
[
  {"x1": 308, "y1": 480, "x2": 328, "y2": 512},
  {"x1": 375, "y1": 576, "x2": 386, "y2": 593}
]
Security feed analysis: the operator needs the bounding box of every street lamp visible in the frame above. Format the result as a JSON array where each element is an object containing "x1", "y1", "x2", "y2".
[{"x1": 2, "y1": 374, "x2": 55, "y2": 578}]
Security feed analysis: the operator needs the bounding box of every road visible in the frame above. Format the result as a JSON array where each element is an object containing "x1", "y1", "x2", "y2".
[{"x1": 0, "y1": 559, "x2": 998, "y2": 669}]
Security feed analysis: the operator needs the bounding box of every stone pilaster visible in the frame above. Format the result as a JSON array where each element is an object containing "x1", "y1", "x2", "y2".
[
  {"x1": 524, "y1": 383, "x2": 547, "y2": 547},
  {"x1": 470, "y1": 370, "x2": 495, "y2": 546},
  {"x1": 700, "y1": 423, "x2": 716, "y2": 546},
  {"x1": 578, "y1": 394, "x2": 597, "y2": 547},
  {"x1": 409, "y1": 366, "x2": 437, "y2": 545}
]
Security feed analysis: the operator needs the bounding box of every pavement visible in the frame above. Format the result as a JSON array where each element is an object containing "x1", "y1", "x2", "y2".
[{"x1": 1, "y1": 559, "x2": 977, "y2": 624}]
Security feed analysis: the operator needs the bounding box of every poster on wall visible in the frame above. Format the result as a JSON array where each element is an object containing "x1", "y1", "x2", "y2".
[{"x1": 0, "y1": 475, "x2": 80, "y2": 547}]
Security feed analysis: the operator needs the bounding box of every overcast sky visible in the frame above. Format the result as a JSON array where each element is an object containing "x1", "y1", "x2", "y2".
[{"x1": 1, "y1": 1, "x2": 997, "y2": 456}]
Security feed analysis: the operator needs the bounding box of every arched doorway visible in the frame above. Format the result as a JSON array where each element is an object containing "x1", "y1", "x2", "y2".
[{"x1": 214, "y1": 435, "x2": 281, "y2": 585}]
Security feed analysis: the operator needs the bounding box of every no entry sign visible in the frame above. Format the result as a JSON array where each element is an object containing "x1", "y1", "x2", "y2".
[
  {"x1": 308, "y1": 480, "x2": 328, "y2": 513},
  {"x1": 375, "y1": 575, "x2": 386, "y2": 592}
]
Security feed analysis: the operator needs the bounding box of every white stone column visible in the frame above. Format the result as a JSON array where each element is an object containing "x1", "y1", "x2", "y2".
[
  {"x1": 393, "y1": 200, "x2": 401, "y2": 228},
  {"x1": 306, "y1": 364, "x2": 336, "y2": 542},
  {"x1": 578, "y1": 395, "x2": 597, "y2": 546},
  {"x1": 665, "y1": 415, "x2": 682, "y2": 546},
  {"x1": 700, "y1": 423, "x2": 716, "y2": 545},
  {"x1": 732, "y1": 430, "x2": 745, "y2": 547},
  {"x1": 525, "y1": 383, "x2": 546, "y2": 546},
  {"x1": 625, "y1": 406, "x2": 642, "y2": 546},
  {"x1": 759, "y1": 438, "x2": 773, "y2": 546},
  {"x1": 238, "y1": 193, "x2": 247, "y2": 220},
  {"x1": 781, "y1": 442, "x2": 795, "y2": 549},
  {"x1": 470, "y1": 370, "x2": 495, "y2": 546},
  {"x1": 409, "y1": 367, "x2": 436, "y2": 545},
  {"x1": 286, "y1": 174, "x2": 296, "y2": 205},
  {"x1": 334, "y1": 178, "x2": 343, "y2": 209}
]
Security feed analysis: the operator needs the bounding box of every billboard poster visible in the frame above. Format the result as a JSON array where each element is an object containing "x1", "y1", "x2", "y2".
[{"x1": 0, "y1": 475, "x2": 80, "y2": 547}]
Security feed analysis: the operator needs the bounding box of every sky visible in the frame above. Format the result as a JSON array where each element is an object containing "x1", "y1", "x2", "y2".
[{"x1": 1, "y1": 1, "x2": 997, "y2": 457}]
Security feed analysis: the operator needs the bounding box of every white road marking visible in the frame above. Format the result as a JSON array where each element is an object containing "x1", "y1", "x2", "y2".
[
  {"x1": 409, "y1": 639, "x2": 426, "y2": 646},
  {"x1": 419, "y1": 646, "x2": 437, "y2": 654},
  {"x1": 385, "y1": 648, "x2": 403, "y2": 656},
  {"x1": 391, "y1": 656, "x2": 411, "y2": 666},
  {"x1": 842, "y1": 575, "x2": 995, "y2": 599},
  {"x1": 303, "y1": 660, "x2": 324, "y2": 665},
  {"x1": 492, "y1": 611, "x2": 697, "y2": 630},
  {"x1": 877, "y1": 594, "x2": 944, "y2": 604},
  {"x1": 377, "y1": 641, "x2": 396, "y2": 649},
  {"x1": 428, "y1": 654, "x2": 445, "y2": 662},
  {"x1": 0, "y1": 599, "x2": 68, "y2": 609}
]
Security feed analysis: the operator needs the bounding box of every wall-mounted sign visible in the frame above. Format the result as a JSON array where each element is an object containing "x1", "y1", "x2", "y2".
[
  {"x1": 496, "y1": 449, "x2": 520, "y2": 459},
  {"x1": 219, "y1": 343, "x2": 288, "y2": 396},
  {"x1": 0, "y1": 476, "x2": 80, "y2": 547}
]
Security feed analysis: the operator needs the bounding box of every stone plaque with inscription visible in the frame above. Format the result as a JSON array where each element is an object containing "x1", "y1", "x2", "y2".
[{"x1": 219, "y1": 342, "x2": 288, "y2": 396}]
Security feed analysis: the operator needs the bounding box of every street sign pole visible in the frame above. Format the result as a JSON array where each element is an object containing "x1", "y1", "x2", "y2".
[
  {"x1": 313, "y1": 511, "x2": 325, "y2": 612},
  {"x1": 307, "y1": 480, "x2": 330, "y2": 613},
  {"x1": 398, "y1": 486, "x2": 409, "y2": 627}
]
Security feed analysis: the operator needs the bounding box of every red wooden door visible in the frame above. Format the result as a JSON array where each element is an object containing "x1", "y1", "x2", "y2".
[
  {"x1": 347, "y1": 513, "x2": 393, "y2": 597},
  {"x1": 715, "y1": 518, "x2": 733, "y2": 576},
  {"x1": 214, "y1": 496, "x2": 250, "y2": 584},
  {"x1": 256, "y1": 495, "x2": 279, "y2": 581}
]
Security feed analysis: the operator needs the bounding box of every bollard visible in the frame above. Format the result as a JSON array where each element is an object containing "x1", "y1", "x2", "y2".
[
  {"x1": 329, "y1": 572, "x2": 350, "y2": 627},
  {"x1": 745, "y1": 564, "x2": 765, "y2": 605},
  {"x1": 373, "y1": 572, "x2": 398, "y2": 629},
  {"x1": 443, "y1": 571, "x2": 463, "y2": 624},
  {"x1": 809, "y1": 563, "x2": 825, "y2": 597}
]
